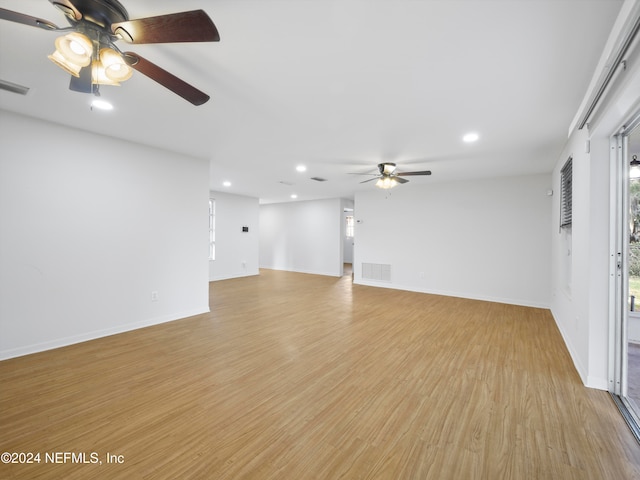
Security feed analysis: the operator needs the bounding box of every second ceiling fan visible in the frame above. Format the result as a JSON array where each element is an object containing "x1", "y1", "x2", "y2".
[{"x1": 357, "y1": 162, "x2": 432, "y2": 189}]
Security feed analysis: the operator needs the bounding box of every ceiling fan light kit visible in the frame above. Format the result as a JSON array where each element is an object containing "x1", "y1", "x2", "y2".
[
  {"x1": 47, "y1": 31, "x2": 133, "y2": 86},
  {"x1": 375, "y1": 177, "x2": 399, "y2": 189},
  {"x1": 0, "y1": 0, "x2": 220, "y2": 105}
]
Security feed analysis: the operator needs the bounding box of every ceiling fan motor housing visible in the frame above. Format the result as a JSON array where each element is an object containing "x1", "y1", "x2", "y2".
[
  {"x1": 378, "y1": 163, "x2": 397, "y2": 176},
  {"x1": 55, "y1": 0, "x2": 129, "y2": 30}
]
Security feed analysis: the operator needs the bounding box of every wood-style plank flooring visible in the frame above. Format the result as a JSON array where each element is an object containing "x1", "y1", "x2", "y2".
[{"x1": 1, "y1": 268, "x2": 640, "y2": 479}]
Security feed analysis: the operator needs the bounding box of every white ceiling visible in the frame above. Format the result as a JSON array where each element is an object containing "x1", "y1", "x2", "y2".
[{"x1": 0, "y1": 0, "x2": 624, "y2": 203}]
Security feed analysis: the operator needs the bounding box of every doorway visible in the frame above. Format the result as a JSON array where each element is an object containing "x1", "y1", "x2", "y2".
[{"x1": 343, "y1": 208, "x2": 354, "y2": 277}]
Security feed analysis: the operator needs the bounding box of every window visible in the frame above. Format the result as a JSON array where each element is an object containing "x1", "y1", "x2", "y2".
[
  {"x1": 209, "y1": 198, "x2": 215, "y2": 260},
  {"x1": 345, "y1": 215, "x2": 354, "y2": 238},
  {"x1": 560, "y1": 157, "x2": 573, "y2": 229}
]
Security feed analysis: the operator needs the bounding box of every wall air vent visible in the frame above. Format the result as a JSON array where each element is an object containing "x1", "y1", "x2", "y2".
[
  {"x1": 362, "y1": 263, "x2": 391, "y2": 282},
  {"x1": 310, "y1": 177, "x2": 327, "y2": 182},
  {"x1": 0, "y1": 79, "x2": 29, "y2": 95}
]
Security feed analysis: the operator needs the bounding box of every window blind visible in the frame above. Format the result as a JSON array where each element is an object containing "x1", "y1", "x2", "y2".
[{"x1": 560, "y1": 157, "x2": 573, "y2": 228}]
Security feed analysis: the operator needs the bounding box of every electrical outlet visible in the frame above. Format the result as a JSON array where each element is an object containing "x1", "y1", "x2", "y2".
[{"x1": 151, "y1": 291, "x2": 159, "y2": 302}]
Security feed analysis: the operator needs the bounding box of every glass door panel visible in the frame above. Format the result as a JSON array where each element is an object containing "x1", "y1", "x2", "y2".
[{"x1": 627, "y1": 125, "x2": 640, "y2": 419}]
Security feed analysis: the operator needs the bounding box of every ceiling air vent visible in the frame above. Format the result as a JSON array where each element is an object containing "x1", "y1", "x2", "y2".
[
  {"x1": 278, "y1": 181, "x2": 294, "y2": 186},
  {"x1": 311, "y1": 177, "x2": 327, "y2": 182},
  {"x1": 0, "y1": 79, "x2": 30, "y2": 95}
]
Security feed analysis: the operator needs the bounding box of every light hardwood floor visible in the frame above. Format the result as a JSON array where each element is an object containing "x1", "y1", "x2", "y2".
[{"x1": 1, "y1": 269, "x2": 640, "y2": 479}]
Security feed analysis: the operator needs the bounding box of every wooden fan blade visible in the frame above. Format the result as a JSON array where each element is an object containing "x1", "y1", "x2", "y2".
[
  {"x1": 0, "y1": 7, "x2": 60, "y2": 30},
  {"x1": 69, "y1": 66, "x2": 93, "y2": 93},
  {"x1": 396, "y1": 170, "x2": 432, "y2": 176},
  {"x1": 123, "y1": 52, "x2": 210, "y2": 106},
  {"x1": 112, "y1": 10, "x2": 220, "y2": 44},
  {"x1": 48, "y1": 1, "x2": 82, "y2": 21},
  {"x1": 360, "y1": 177, "x2": 380, "y2": 184},
  {"x1": 394, "y1": 176, "x2": 409, "y2": 184}
]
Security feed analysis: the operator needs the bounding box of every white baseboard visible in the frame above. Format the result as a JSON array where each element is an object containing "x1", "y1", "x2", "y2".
[
  {"x1": 354, "y1": 279, "x2": 550, "y2": 309},
  {"x1": 210, "y1": 271, "x2": 260, "y2": 282},
  {"x1": 259, "y1": 266, "x2": 342, "y2": 278},
  {"x1": 0, "y1": 306, "x2": 209, "y2": 361}
]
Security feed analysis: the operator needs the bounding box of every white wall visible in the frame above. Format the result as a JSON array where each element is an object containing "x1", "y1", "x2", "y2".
[
  {"x1": 209, "y1": 191, "x2": 260, "y2": 281},
  {"x1": 550, "y1": 128, "x2": 599, "y2": 387},
  {"x1": 259, "y1": 198, "x2": 343, "y2": 276},
  {"x1": 550, "y1": 112, "x2": 622, "y2": 390},
  {"x1": 0, "y1": 111, "x2": 210, "y2": 360},
  {"x1": 354, "y1": 174, "x2": 552, "y2": 308}
]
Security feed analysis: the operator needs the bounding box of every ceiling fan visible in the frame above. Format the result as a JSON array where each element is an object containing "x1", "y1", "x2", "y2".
[
  {"x1": 0, "y1": 0, "x2": 220, "y2": 105},
  {"x1": 356, "y1": 162, "x2": 432, "y2": 189}
]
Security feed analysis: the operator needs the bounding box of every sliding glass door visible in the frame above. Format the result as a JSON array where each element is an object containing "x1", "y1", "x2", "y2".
[{"x1": 612, "y1": 116, "x2": 640, "y2": 440}]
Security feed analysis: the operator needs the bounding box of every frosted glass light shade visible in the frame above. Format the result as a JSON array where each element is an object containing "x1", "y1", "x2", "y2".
[
  {"x1": 55, "y1": 32, "x2": 92, "y2": 66},
  {"x1": 48, "y1": 49, "x2": 83, "y2": 77},
  {"x1": 48, "y1": 32, "x2": 92, "y2": 77},
  {"x1": 99, "y1": 48, "x2": 133, "y2": 82},
  {"x1": 91, "y1": 60, "x2": 120, "y2": 86}
]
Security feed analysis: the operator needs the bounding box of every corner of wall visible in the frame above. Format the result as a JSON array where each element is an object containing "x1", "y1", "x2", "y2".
[{"x1": 550, "y1": 307, "x2": 589, "y2": 385}]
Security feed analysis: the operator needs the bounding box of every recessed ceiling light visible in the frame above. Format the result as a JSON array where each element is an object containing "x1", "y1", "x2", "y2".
[
  {"x1": 296, "y1": 165, "x2": 307, "y2": 172},
  {"x1": 463, "y1": 132, "x2": 479, "y2": 143},
  {"x1": 91, "y1": 99, "x2": 113, "y2": 111},
  {"x1": 223, "y1": 181, "x2": 231, "y2": 187},
  {"x1": 291, "y1": 194, "x2": 298, "y2": 199}
]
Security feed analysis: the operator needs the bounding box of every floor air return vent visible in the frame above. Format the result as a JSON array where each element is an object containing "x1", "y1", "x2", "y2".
[{"x1": 361, "y1": 263, "x2": 391, "y2": 282}]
